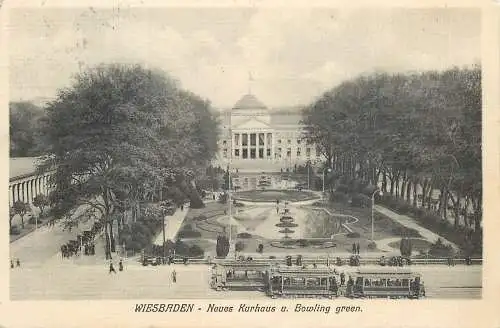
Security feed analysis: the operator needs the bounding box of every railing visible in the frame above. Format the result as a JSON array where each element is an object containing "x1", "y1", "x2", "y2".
[{"x1": 140, "y1": 255, "x2": 482, "y2": 266}]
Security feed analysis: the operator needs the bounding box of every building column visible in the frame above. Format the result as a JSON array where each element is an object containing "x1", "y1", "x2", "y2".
[{"x1": 247, "y1": 132, "x2": 251, "y2": 160}]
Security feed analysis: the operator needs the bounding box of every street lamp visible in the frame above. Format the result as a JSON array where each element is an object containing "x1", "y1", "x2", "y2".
[
  {"x1": 371, "y1": 188, "x2": 383, "y2": 241},
  {"x1": 322, "y1": 168, "x2": 331, "y2": 193}
]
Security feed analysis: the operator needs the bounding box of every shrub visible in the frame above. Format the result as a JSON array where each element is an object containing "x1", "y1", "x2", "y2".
[
  {"x1": 336, "y1": 184, "x2": 349, "y2": 194},
  {"x1": 10, "y1": 226, "x2": 20, "y2": 235},
  {"x1": 297, "y1": 239, "x2": 310, "y2": 247},
  {"x1": 367, "y1": 241, "x2": 377, "y2": 250},
  {"x1": 177, "y1": 230, "x2": 202, "y2": 238},
  {"x1": 330, "y1": 191, "x2": 349, "y2": 203},
  {"x1": 216, "y1": 235, "x2": 230, "y2": 258},
  {"x1": 188, "y1": 244, "x2": 204, "y2": 257},
  {"x1": 257, "y1": 244, "x2": 264, "y2": 253},
  {"x1": 28, "y1": 216, "x2": 42, "y2": 225},
  {"x1": 237, "y1": 232, "x2": 252, "y2": 239},
  {"x1": 346, "y1": 232, "x2": 361, "y2": 238},
  {"x1": 235, "y1": 241, "x2": 245, "y2": 252},
  {"x1": 351, "y1": 193, "x2": 371, "y2": 208},
  {"x1": 429, "y1": 238, "x2": 454, "y2": 257},
  {"x1": 269, "y1": 255, "x2": 276, "y2": 259}
]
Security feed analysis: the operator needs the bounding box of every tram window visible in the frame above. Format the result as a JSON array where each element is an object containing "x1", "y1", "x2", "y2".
[
  {"x1": 355, "y1": 277, "x2": 363, "y2": 285},
  {"x1": 364, "y1": 279, "x2": 371, "y2": 286},
  {"x1": 402, "y1": 279, "x2": 409, "y2": 286}
]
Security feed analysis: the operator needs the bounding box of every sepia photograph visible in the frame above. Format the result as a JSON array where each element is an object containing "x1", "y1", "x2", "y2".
[{"x1": 7, "y1": 6, "x2": 483, "y2": 302}]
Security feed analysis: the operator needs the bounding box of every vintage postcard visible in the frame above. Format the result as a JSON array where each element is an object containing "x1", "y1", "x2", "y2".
[{"x1": 1, "y1": 0, "x2": 499, "y2": 327}]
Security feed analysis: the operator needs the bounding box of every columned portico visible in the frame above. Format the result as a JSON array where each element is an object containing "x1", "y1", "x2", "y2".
[{"x1": 231, "y1": 131, "x2": 274, "y2": 160}]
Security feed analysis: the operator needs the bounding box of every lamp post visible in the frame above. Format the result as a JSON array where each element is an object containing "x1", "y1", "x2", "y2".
[
  {"x1": 371, "y1": 188, "x2": 383, "y2": 241},
  {"x1": 322, "y1": 168, "x2": 331, "y2": 193}
]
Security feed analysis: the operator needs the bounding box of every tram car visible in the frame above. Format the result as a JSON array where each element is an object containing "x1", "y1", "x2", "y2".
[
  {"x1": 347, "y1": 268, "x2": 425, "y2": 299},
  {"x1": 210, "y1": 261, "x2": 271, "y2": 291},
  {"x1": 268, "y1": 266, "x2": 339, "y2": 299}
]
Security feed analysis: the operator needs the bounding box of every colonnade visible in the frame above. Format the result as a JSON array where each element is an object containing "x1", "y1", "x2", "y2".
[
  {"x1": 232, "y1": 131, "x2": 274, "y2": 160},
  {"x1": 9, "y1": 174, "x2": 52, "y2": 207}
]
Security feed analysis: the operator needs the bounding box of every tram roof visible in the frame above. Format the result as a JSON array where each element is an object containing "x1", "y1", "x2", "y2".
[
  {"x1": 216, "y1": 262, "x2": 271, "y2": 269},
  {"x1": 273, "y1": 267, "x2": 335, "y2": 276},
  {"x1": 353, "y1": 268, "x2": 419, "y2": 277}
]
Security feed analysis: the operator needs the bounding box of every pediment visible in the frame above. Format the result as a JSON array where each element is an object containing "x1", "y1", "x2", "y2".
[{"x1": 232, "y1": 117, "x2": 271, "y2": 130}]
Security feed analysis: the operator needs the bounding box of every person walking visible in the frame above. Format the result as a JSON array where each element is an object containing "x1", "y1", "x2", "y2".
[
  {"x1": 119, "y1": 259, "x2": 124, "y2": 272},
  {"x1": 172, "y1": 269, "x2": 177, "y2": 283},
  {"x1": 16, "y1": 258, "x2": 20, "y2": 267},
  {"x1": 10, "y1": 260, "x2": 14, "y2": 269},
  {"x1": 109, "y1": 261, "x2": 117, "y2": 274}
]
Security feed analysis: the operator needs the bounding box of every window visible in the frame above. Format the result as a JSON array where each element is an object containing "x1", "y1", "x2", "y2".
[
  {"x1": 297, "y1": 149, "x2": 301, "y2": 157},
  {"x1": 277, "y1": 147, "x2": 282, "y2": 153},
  {"x1": 223, "y1": 148, "x2": 228, "y2": 158},
  {"x1": 259, "y1": 133, "x2": 265, "y2": 146},
  {"x1": 242, "y1": 148, "x2": 248, "y2": 159},
  {"x1": 306, "y1": 148, "x2": 311, "y2": 157},
  {"x1": 287, "y1": 148, "x2": 291, "y2": 157},
  {"x1": 259, "y1": 149, "x2": 264, "y2": 158},
  {"x1": 266, "y1": 149, "x2": 271, "y2": 157},
  {"x1": 250, "y1": 134, "x2": 256, "y2": 146},
  {"x1": 242, "y1": 134, "x2": 248, "y2": 146},
  {"x1": 278, "y1": 139, "x2": 282, "y2": 144},
  {"x1": 235, "y1": 134, "x2": 240, "y2": 146},
  {"x1": 250, "y1": 149, "x2": 256, "y2": 159},
  {"x1": 287, "y1": 139, "x2": 291, "y2": 144},
  {"x1": 297, "y1": 139, "x2": 301, "y2": 144},
  {"x1": 235, "y1": 149, "x2": 240, "y2": 157},
  {"x1": 222, "y1": 140, "x2": 227, "y2": 146}
]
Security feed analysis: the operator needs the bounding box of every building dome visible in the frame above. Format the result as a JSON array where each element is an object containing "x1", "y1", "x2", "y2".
[{"x1": 233, "y1": 94, "x2": 267, "y2": 110}]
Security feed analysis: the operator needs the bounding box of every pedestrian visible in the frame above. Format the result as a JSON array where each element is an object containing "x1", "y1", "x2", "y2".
[
  {"x1": 352, "y1": 243, "x2": 356, "y2": 254},
  {"x1": 181, "y1": 205, "x2": 184, "y2": 211},
  {"x1": 109, "y1": 261, "x2": 117, "y2": 274},
  {"x1": 276, "y1": 206, "x2": 279, "y2": 214},
  {"x1": 213, "y1": 194, "x2": 216, "y2": 200},
  {"x1": 172, "y1": 269, "x2": 177, "y2": 283},
  {"x1": 356, "y1": 243, "x2": 360, "y2": 255},
  {"x1": 119, "y1": 259, "x2": 124, "y2": 272},
  {"x1": 10, "y1": 260, "x2": 14, "y2": 269},
  {"x1": 16, "y1": 258, "x2": 20, "y2": 267},
  {"x1": 340, "y1": 272, "x2": 345, "y2": 286}
]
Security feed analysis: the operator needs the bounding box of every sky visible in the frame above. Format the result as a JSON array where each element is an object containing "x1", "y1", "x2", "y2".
[{"x1": 8, "y1": 7, "x2": 480, "y2": 109}]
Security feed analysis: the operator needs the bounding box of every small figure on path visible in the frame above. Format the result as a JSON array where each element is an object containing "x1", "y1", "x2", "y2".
[
  {"x1": 119, "y1": 259, "x2": 124, "y2": 272},
  {"x1": 352, "y1": 243, "x2": 356, "y2": 254},
  {"x1": 10, "y1": 260, "x2": 14, "y2": 269},
  {"x1": 356, "y1": 243, "x2": 360, "y2": 255},
  {"x1": 109, "y1": 261, "x2": 117, "y2": 274},
  {"x1": 172, "y1": 269, "x2": 177, "y2": 283},
  {"x1": 340, "y1": 272, "x2": 345, "y2": 286},
  {"x1": 181, "y1": 205, "x2": 184, "y2": 211},
  {"x1": 16, "y1": 258, "x2": 20, "y2": 267}
]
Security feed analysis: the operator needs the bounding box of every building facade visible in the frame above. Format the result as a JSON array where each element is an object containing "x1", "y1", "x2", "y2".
[
  {"x1": 9, "y1": 157, "x2": 53, "y2": 208},
  {"x1": 214, "y1": 94, "x2": 322, "y2": 172}
]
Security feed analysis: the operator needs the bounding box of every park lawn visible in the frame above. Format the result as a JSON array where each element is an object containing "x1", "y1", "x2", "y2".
[
  {"x1": 233, "y1": 189, "x2": 319, "y2": 202},
  {"x1": 324, "y1": 201, "x2": 423, "y2": 241}
]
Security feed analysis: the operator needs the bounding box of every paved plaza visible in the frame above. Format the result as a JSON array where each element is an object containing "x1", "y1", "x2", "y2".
[{"x1": 10, "y1": 260, "x2": 481, "y2": 300}]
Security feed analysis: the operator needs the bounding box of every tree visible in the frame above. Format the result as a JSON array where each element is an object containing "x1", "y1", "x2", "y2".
[
  {"x1": 33, "y1": 194, "x2": 49, "y2": 217},
  {"x1": 13, "y1": 201, "x2": 29, "y2": 229},
  {"x1": 9, "y1": 101, "x2": 47, "y2": 157},
  {"x1": 302, "y1": 65, "x2": 482, "y2": 254},
  {"x1": 9, "y1": 206, "x2": 16, "y2": 232},
  {"x1": 216, "y1": 235, "x2": 230, "y2": 258}
]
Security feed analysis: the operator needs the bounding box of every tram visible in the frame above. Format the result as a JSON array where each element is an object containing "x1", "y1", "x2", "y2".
[
  {"x1": 210, "y1": 261, "x2": 271, "y2": 291},
  {"x1": 347, "y1": 268, "x2": 425, "y2": 299},
  {"x1": 268, "y1": 267, "x2": 339, "y2": 298}
]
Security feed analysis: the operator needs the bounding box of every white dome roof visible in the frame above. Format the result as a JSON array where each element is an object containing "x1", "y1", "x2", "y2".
[{"x1": 233, "y1": 94, "x2": 267, "y2": 110}]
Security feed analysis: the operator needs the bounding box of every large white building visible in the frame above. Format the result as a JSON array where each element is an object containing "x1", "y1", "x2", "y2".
[{"x1": 214, "y1": 94, "x2": 321, "y2": 172}]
